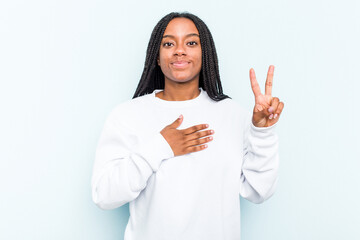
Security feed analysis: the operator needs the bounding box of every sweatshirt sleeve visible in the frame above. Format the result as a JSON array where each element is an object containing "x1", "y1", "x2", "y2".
[
  {"x1": 91, "y1": 107, "x2": 174, "y2": 210},
  {"x1": 239, "y1": 112, "x2": 279, "y2": 204}
]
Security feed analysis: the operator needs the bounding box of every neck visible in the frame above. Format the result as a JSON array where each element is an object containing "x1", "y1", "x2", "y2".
[{"x1": 156, "y1": 80, "x2": 200, "y2": 101}]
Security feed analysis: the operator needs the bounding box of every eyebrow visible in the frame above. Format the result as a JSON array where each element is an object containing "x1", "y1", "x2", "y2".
[{"x1": 162, "y1": 33, "x2": 200, "y2": 39}]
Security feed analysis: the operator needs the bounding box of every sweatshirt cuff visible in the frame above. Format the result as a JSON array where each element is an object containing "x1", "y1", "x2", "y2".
[
  {"x1": 250, "y1": 121, "x2": 277, "y2": 137},
  {"x1": 135, "y1": 132, "x2": 175, "y2": 172}
]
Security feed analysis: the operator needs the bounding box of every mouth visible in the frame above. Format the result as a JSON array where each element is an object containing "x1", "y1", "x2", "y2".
[{"x1": 171, "y1": 61, "x2": 190, "y2": 68}]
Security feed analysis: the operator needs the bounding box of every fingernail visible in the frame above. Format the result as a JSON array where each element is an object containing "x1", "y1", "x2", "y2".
[
  {"x1": 268, "y1": 107, "x2": 274, "y2": 113},
  {"x1": 206, "y1": 124, "x2": 209, "y2": 128},
  {"x1": 269, "y1": 114, "x2": 274, "y2": 119},
  {"x1": 211, "y1": 130, "x2": 214, "y2": 134},
  {"x1": 178, "y1": 114, "x2": 182, "y2": 119},
  {"x1": 274, "y1": 114, "x2": 278, "y2": 119}
]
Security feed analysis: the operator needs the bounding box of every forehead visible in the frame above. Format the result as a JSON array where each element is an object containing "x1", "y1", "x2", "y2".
[{"x1": 163, "y1": 17, "x2": 199, "y2": 36}]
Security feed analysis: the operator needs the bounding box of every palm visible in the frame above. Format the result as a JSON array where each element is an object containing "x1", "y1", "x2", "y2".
[
  {"x1": 254, "y1": 94, "x2": 272, "y2": 112},
  {"x1": 249, "y1": 65, "x2": 284, "y2": 127}
]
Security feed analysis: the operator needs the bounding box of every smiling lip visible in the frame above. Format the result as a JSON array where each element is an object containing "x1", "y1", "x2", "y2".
[{"x1": 172, "y1": 61, "x2": 190, "y2": 68}]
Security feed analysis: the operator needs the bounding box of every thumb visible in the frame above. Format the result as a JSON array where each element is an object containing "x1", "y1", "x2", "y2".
[
  {"x1": 252, "y1": 107, "x2": 267, "y2": 127},
  {"x1": 169, "y1": 114, "x2": 183, "y2": 128}
]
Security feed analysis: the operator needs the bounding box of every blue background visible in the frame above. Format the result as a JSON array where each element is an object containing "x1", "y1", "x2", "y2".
[{"x1": 1, "y1": 0, "x2": 359, "y2": 239}]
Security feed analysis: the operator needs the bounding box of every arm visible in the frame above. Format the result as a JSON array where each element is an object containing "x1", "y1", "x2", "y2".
[
  {"x1": 91, "y1": 108, "x2": 174, "y2": 210},
  {"x1": 239, "y1": 65, "x2": 284, "y2": 203},
  {"x1": 239, "y1": 113, "x2": 279, "y2": 204}
]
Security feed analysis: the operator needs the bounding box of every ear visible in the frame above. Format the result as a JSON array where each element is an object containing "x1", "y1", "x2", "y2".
[{"x1": 157, "y1": 57, "x2": 160, "y2": 66}]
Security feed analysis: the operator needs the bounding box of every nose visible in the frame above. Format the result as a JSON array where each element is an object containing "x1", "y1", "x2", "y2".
[{"x1": 174, "y1": 44, "x2": 186, "y2": 56}]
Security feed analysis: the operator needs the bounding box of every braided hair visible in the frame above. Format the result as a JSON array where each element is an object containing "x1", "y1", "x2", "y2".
[{"x1": 132, "y1": 12, "x2": 231, "y2": 101}]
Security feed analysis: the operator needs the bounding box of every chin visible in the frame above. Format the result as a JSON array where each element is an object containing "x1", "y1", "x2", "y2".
[
  {"x1": 170, "y1": 74, "x2": 198, "y2": 83},
  {"x1": 174, "y1": 78, "x2": 191, "y2": 82}
]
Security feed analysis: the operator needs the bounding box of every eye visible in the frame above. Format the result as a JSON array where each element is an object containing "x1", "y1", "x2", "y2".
[
  {"x1": 163, "y1": 42, "x2": 174, "y2": 47},
  {"x1": 187, "y1": 41, "x2": 198, "y2": 46}
]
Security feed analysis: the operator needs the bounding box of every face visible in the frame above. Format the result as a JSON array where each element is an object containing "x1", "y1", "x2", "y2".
[{"x1": 158, "y1": 17, "x2": 202, "y2": 84}]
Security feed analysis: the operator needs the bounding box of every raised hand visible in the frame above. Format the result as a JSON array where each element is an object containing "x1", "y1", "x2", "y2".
[
  {"x1": 160, "y1": 115, "x2": 215, "y2": 156},
  {"x1": 249, "y1": 65, "x2": 284, "y2": 127}
]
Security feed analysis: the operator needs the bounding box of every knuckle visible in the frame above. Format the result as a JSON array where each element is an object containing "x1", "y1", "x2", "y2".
[
  {"x1": 194, "y1": 126, "x2": 201, "y2": 132},
  {"x1": 197, "y1": 131, "x2": 206, "y2": 138},
  {"x1": 192, "y1": 146, "x2": 200, "y2": 152},
  {"x1": 181, "y1": 134, "x2": 187, "y2": 142},
  {"x1": 188, "y1": 146, "x2": 196, "y2": 153},
  {"x1": 183, "y1": 134, "x2": 189, "y2": 142},
  {"x1": 277, "y1": 104, "x2": 284, "y2": 113},
  {"x1": 183, "y1": 146, "x2": 188, "y2": 153},
  {"x1": 187, "y1": 126, "x2": 194, "y2": 132},
  {"x1": 189, "y1": 147, "x2": 196, "y2": 153}
]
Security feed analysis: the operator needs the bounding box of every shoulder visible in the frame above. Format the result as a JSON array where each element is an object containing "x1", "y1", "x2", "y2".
[
  {"x1": 106, "y1": 93, "x2": 152, "y2": 124},
  {"x1": 213, "y1": 97, "x2": 249, "y2": 116},
  {"x1": 215, "y1": 97, "x2": 252, "y2": 126}
]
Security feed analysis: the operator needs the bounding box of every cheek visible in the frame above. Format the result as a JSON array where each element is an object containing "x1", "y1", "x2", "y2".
[
  {"x1": 158, "y1": 55, "x2": 171, "y2": 74},
  {"x1": 159, "y1": 58, "x2": 169, "y2": 71},
  {"x1": 192, "y1": 47, "x2": 202, "y2": 60},
  {"x1": 194, "y1": 51, "x2": 202, "y2": 69},
  {"x1": 159, "y1": 49, "x2": 171, "y2": 60}
]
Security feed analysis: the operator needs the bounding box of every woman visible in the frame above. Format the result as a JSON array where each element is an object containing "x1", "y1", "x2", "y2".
[{"x1": 91, "y1": 12, "x2": 284, "y2": 240}]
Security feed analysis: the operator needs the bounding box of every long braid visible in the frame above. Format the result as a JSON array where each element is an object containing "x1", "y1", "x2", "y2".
[{"x1": 132, "y1": 12, "x2": 231, "y2": 102}]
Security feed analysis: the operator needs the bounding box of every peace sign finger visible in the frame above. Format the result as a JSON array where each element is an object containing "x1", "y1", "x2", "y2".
[
  {"x1": 249, "y1": 68, "x2": 261, "y2": 98},
  {"x1": 265, "y1": 65, "x2": 274, "y2": 96}
]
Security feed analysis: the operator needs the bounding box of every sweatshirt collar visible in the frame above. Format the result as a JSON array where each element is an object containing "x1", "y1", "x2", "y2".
[{"x1": 151, "y1": 87, "x2": 207, "y2": 108}]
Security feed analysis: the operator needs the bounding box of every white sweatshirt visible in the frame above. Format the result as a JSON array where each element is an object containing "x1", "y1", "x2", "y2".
[{"x1": 91, "y1": 87, "x2": 279, "y2": 240}]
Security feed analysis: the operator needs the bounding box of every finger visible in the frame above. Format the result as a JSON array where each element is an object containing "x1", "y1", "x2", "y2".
[
  {"x1": 268, "y1": 97, "x2": 279, "y2": 119},
  {"x1": 186, "y1": 135, "x2": 213, "y2": 148},
  {"x1": 252, "y1": 107, "x2": 268, "y2": 125},
  {"x1": 186, "y1": 144, "x2": 208, "y2": 154},
  {"x1": 254, "y1": 104, "x2": 264, "y2": 112},
  {"x1": 169, "y1": 114, "x2": 183, "y2": 128},
  {"x1": 265, "y1": 65, "x2": 274, "y2": 96},
  {"x1": 182, "y1": 124, "x2": 209, "y2": 135},
  {"x1": 185, "y1": 129, "x2": 214, "y2": 141},
  {"x1": 249, "y1": 68, "x2": 262, "y2": 98},
  {"x1": 273, "y1": 101, "x2": 284, "y2": 119}
]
